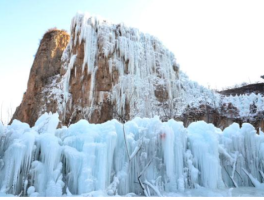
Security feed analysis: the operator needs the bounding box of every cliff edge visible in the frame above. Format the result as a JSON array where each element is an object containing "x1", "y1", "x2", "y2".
[{"x1": 11, "y1": 30, "x2": 70, "y2": 126}]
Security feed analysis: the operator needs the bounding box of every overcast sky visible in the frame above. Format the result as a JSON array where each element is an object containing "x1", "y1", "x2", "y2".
[{"x1": 0, "y1": 0, "x2": 263, "y2": 124}]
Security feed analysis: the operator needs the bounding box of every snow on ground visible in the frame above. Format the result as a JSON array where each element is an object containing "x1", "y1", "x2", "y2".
[
  {"x1": 165, "y1": 187, "x2": 264, "y2": 197},
  {"x1": 0, "y1": 112, "x2": 263, "y2": 197}
]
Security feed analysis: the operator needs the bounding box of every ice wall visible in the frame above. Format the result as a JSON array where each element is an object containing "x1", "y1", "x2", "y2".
[{"x1": 0, "y1": 113, "x2": 263, "y2": 197}]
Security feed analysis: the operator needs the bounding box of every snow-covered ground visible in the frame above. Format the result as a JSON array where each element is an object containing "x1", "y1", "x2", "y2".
[
  {"x1": 0, "y1": 112, "x2": 263, "y2": 197},
  {"x1": 165, "y1": 187, "x2": 264, "y2": 197},
  {"x1": 1, "y1": 187, "x2": 263, "y2": 197}
]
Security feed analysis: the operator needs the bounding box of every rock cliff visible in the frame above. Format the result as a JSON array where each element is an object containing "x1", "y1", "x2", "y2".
[
  {"x1": 11, "y1": 13, "x2": 264, "y2": 131},
  {"x1": 11, "y1": 29, "x2": 70, "y2": 126}
]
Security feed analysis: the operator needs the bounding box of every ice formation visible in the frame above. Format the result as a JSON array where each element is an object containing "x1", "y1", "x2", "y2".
[
  {"x1": 46, "y1": 12, "x2": 264, "y2": 124},
  {"x1": 222, "y1": 93, "x2": 264, "y2": 118},
  {"x1": 58, "y1": 12, "x2": 180, "y2": 119},
  {"x1": 173, "y1": 72, "x2": 264, "y2": 120},
  {"x1": 2, "y1": 13, "x2": 263, "y2": 197},
  {"x1": 0, "y1": 113, "x2": 263, "y2": 197}
]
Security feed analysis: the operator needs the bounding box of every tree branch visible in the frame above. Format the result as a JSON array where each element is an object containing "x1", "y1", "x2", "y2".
[
  {"x1": 137, "y1": 158, "x2": 153, "y2": 196},
  {"x1": 143, "y1": 180, "x2": 162, "y2": 197}
]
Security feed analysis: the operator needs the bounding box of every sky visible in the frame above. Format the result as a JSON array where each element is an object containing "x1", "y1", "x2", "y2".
[{"x1": 0, "y1": 0, "x2": 264, "y2": 124}]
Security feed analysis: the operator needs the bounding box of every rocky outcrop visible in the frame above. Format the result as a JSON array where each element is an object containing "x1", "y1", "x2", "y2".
[
  {"x1": 12, "y1": 14, "x2": 180, "y2": 126},
  {"x1": 40, "y1": 13, "x2": 180, "y2": 126},
  {"x1": 11, "y1": 13, "x2": 264, "y2": 132},
  {"x1": 179, "y1": 103, "x2": 264, "y2": 133},
  {"x1": 170, "y1": 80, "x2": 264, "y2": 132},
  {"x1": 11, "y1": 30, "x2": 70, "y2": 126}
]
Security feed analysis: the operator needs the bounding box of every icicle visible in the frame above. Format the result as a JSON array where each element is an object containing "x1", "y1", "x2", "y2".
[
  {"x1": 1, "y1": 113, "x2": 264, "y2": 196},
  {"x1": 60, "y1": 12, "x2": 264, "y2": 121},
  {"x1": 63, "y1": 54, "x2": 77, "y2": 102}
]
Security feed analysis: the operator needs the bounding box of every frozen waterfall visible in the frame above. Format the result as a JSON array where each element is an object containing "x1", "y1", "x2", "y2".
[{"x1": 0, "y1": 112, "x2": 264, "y2": 197}]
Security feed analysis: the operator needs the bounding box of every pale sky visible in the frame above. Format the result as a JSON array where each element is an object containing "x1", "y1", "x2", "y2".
[{"x1": 0, "y1": 0, "x2": 263, "y2": 124}]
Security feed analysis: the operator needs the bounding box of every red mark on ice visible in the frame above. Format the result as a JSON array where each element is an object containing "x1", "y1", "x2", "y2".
[{"x1": 160, "y1": 133, "x2": 166, "y2": 139}]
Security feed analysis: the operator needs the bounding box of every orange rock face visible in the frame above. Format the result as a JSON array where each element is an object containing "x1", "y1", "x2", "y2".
[
  {"x1": 11, "y1": 30, "x2": 70, "y2": 126},
  {"x1": 12, "y1": 14, "x2": 182, "y2": 127}
]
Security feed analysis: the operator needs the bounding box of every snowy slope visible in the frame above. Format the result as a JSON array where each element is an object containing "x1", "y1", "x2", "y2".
[{"x1": 0, "y1": 113, "x2": 263, "y2": 197}]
